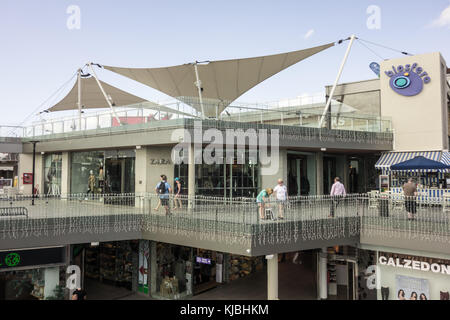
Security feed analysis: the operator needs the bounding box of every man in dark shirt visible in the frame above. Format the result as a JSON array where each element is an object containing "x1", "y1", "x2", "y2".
[{"x1": 403, "y1": 178, "x2": 417, "y2": 220}]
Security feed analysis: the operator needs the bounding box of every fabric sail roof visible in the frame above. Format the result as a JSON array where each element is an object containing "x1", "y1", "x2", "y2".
[
  {"x1": 47, "y1": 76, "x2": 147, "y2": 112},
  {"x1": 102, "y1": 42, "x2": 335, "y2": 117}
]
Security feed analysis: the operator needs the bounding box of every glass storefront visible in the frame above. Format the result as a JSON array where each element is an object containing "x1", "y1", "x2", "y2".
[
  {"x1": 154, "y1": 243, "x2": 191, "y2": 299},
  {"x1": 70, "y1": 150, "x2": 135, "y2": 195},
  {"x1": 43, "y1": 153, "x2": 62, "y2": 196},
  {"x1": 174, "y1": 148, "x2": 260, "y2": 198},
  {"x1": 193, "y1": 249, "x2": 218, "y2": 294},
  {"x1": 287, "y1": 152, "x2": 317, "y2": 196},
  {"x1": 71, "y1": 151, "x2": 105, "y2": 194},
  {"x1": 82, "y1": 241, "x2": 138, "y2": 291}
]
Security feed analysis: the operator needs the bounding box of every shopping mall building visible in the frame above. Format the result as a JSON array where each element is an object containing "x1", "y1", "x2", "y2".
[{"x1": 0, "y1": 42, "x2": 449, "y2": 300}]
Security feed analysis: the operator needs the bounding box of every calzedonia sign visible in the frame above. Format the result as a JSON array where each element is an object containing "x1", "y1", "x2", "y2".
[
  {"x1": 379, "y1": 256, "x2": 450, "y2": 275},
  {"x1": 0, "y1": 247, "x2": 66, "y2": 271},
  {"x1": 385, "y1": 63, "x2": 431, "y2": 97}
]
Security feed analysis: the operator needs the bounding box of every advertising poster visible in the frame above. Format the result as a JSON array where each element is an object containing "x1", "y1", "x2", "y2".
[
  {"x1": 396, "y1": 275, "x2": 429, "y2": 300},
  {"x1": 138, "y1": 240, "x2": 149, "y2": 294}
]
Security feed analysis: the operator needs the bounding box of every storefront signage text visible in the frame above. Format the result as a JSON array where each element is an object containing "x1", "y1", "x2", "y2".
[
  {"x1": 196, "y1": 257, "x2": 211, "y2": 265},
  {"x1": 0, "y1": 247, "x2": 66, "y2": 271},
  {"x1": 379, "y1": 256, "x2": 450, "y2": 275},
  {"x1": 385, "y1": 63, "x2": 431, "y2": 97},
  {"x1": 150, "y1": 159, "x2": 171, "y2": 165}
]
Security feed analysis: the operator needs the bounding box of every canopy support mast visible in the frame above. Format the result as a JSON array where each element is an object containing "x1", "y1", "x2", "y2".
[
  {"x1": 88, "y1": 62, "x2": 122, "y2": 126},
  {"x1": 318, "y1": 35, "x2": 356, "y2": 128},
  {"x1": 193, "y1": 62, "x2": 206, "y2": 120},
  {"x1": 77, "y1": 69, "x2": 82, "y2": 130}
]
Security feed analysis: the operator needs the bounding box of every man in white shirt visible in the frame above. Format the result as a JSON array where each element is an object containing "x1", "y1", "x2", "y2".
[
  {"x1": 329, "y1": 177, "x2": 346, "y2": 218},
  {"x1": 273, "y1": 179, "x2": 288, "y2": 219}
]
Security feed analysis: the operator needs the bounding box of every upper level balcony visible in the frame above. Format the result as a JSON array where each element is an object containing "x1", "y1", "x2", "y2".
[
  {"x1": 4, "y1": 96, "x2": 393, "y2": 152},
  {"x1": 0, "y1": 193, "x2": 448, "y2": 256}
]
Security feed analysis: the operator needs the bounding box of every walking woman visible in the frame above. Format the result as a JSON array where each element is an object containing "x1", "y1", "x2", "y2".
[{"x1": 256, "y1": 188, "x2": 273, "y2": 220}]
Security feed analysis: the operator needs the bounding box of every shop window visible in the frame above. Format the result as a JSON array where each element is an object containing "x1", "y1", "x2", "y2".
[
  {"x1": 44, "y1": 153, "x2": 62, "y2": 196},
  {"x1": 70, "y1": 151, "x2": 105, "y2": 194},
  {"x1": 155, "y1": 243, "x2": 191, "y2": 299},
  {"x1": 175, "y1": 148, "x2": 260, "y2": 198},
  {"x1": 228, "y1": 255, "x2": 264, "y2": 282}
]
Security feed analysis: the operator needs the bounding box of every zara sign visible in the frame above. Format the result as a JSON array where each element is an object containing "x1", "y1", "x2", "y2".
[{"x1": 385, "y1": 63, "x2": 431, "y2": 97}]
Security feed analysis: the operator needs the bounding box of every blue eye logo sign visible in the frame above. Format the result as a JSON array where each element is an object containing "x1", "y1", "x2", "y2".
[{"x1": 385, "y1": 63, "x2": 431, "y2": 96}]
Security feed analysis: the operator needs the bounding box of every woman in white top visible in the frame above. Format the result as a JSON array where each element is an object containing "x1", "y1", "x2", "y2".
[{"x1": 273, "y1": 179, "x2": 287, "y2": 219}]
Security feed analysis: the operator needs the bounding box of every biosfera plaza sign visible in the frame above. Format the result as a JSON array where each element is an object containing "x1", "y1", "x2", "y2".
[
  {"x1": 385, "y1": 63, "x2": 431, "y2": 97},
  {"x1": 379, "y1": 256, "x2": 450, "y2": 275}
]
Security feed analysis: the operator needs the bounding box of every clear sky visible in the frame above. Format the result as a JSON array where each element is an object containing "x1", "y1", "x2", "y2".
[{"x1": 1, "y1": 0, "x2": 450, "y2": 125}]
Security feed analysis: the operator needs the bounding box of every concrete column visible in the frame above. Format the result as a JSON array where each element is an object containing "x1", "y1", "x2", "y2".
[
  {"x1": 316, "y1": 152, "x2": 324, "y2": 195},
  {"x1": 188, "y1": 144, "x2": 195, "y2": 209},
  {"x1": 266, "y1": 254, "x2": 278, "y2": 300},
  {"x1": 35, "y1": 154, "x2": 43, "y2": 195},
  {"x1": 318, "y1": 248, "x2": 328, "y2": 300},
  {"x1": 150, "y1": 241, "x2": 157, "y2": 297},
  {"x1": 135, "y1": 147, "x2": 148, "y2": 208},
  {"x1": 44, "y1": 267, "x2": 60, "y2": 299},
  {"x1": 61, "y1": 152, "x2": 70, "y2": 196}
]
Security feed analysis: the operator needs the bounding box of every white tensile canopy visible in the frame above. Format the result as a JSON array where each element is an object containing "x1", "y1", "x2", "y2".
[
  {"x1": 103, "y1": 42, "x2": 335, "y2": 117},
  {"x1": 47, "y1": 76, "x2": 147, "y2": 112}
]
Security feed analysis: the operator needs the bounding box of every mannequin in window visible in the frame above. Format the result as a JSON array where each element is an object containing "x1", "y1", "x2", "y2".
[
  {"x1": 87, "y1": 170, "x2": 96, "y2": 194},
  {"x1": 46, "y1": 163, "x2": 60, "y2": 196},
  {"x1": 98, "y1": 166, "x2": 104, "y2": 193}
]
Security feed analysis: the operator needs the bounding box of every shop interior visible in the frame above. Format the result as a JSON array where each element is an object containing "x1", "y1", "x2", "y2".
[
  {"x1": 0, "y1": 267, "x2": 64, "y2": 300},
  {"x1": 74, "y1": 241, "x2": 138, "y2": 298},
  {"x1": 324, "y1": 246, "x2": 358, "y2": 300},
  {"x1": 155, "y1": 243, "x2": 191, "y2": 299}
]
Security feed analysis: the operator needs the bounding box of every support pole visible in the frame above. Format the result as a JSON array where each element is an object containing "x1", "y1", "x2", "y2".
[
  {"x1": 188, "y1": 143, "x2": 195, "y2": 210},
  {"x1": 318, "y1": 35, "x2": 356, "y2": 128},
  {"x1": 77, "y1": 69, "x2": 82, "y2": 130},
  {"x1": 31, "y1": 141, "x2": 37, "y2": 205},
  {"x1": 193, "y1": 62, "x2": 206, "y2": 120},
  {"x1": 88, "y1": 63, "x2": 122, "y2": 126}
]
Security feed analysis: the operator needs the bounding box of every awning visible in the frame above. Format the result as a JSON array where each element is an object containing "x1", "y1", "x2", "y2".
[
  {"x1": 103, "y1": 42, "x2": 335, "y2": 117},
  {"x1": 391, "y1": 156, "x2": 449, "y2": 171},
  {"x1": 375, "y1": 151, "x2": 449, "y2": 172},
  {"x1": 47, "y1": 76, "x2": 147, "y2": 112}
]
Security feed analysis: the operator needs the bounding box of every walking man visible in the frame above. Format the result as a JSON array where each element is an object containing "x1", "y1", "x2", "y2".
[
  {"x1": 329, "y1": 177, "x2": 346, "y2": 218},
  {"x1": 155, "y1": 174, "x2": 172, "y2": 216}
]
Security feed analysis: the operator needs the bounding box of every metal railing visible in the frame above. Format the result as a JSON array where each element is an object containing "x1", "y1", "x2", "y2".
[
  {"x1": 2, "y1": 193, "x2": 444, "y2": 246},
  {"x1": 362, "y1": 192, "x2": 450, "y2": 243},
  {"x1": 15, "y1": 96, "x2": 392, "y2": 139},
  {"x1": 0, "y1": 193, "x2": 361, "y2": 246}
]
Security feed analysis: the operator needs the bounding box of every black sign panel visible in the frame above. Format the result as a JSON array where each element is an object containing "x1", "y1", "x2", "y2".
[{"x1": 0, "y1": 247, "x2": 66, "y2": 271}]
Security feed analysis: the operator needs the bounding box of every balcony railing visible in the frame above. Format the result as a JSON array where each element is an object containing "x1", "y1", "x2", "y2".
[
  {"x1": 0, "y1": 193, "x2": 362, "y2": 246},
  {"x1": 2, "y1": 192, "x2": 448, "y2": 247},
  {"x1": 12, "y1": 95, "x2": 392, "y2": 140}
]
